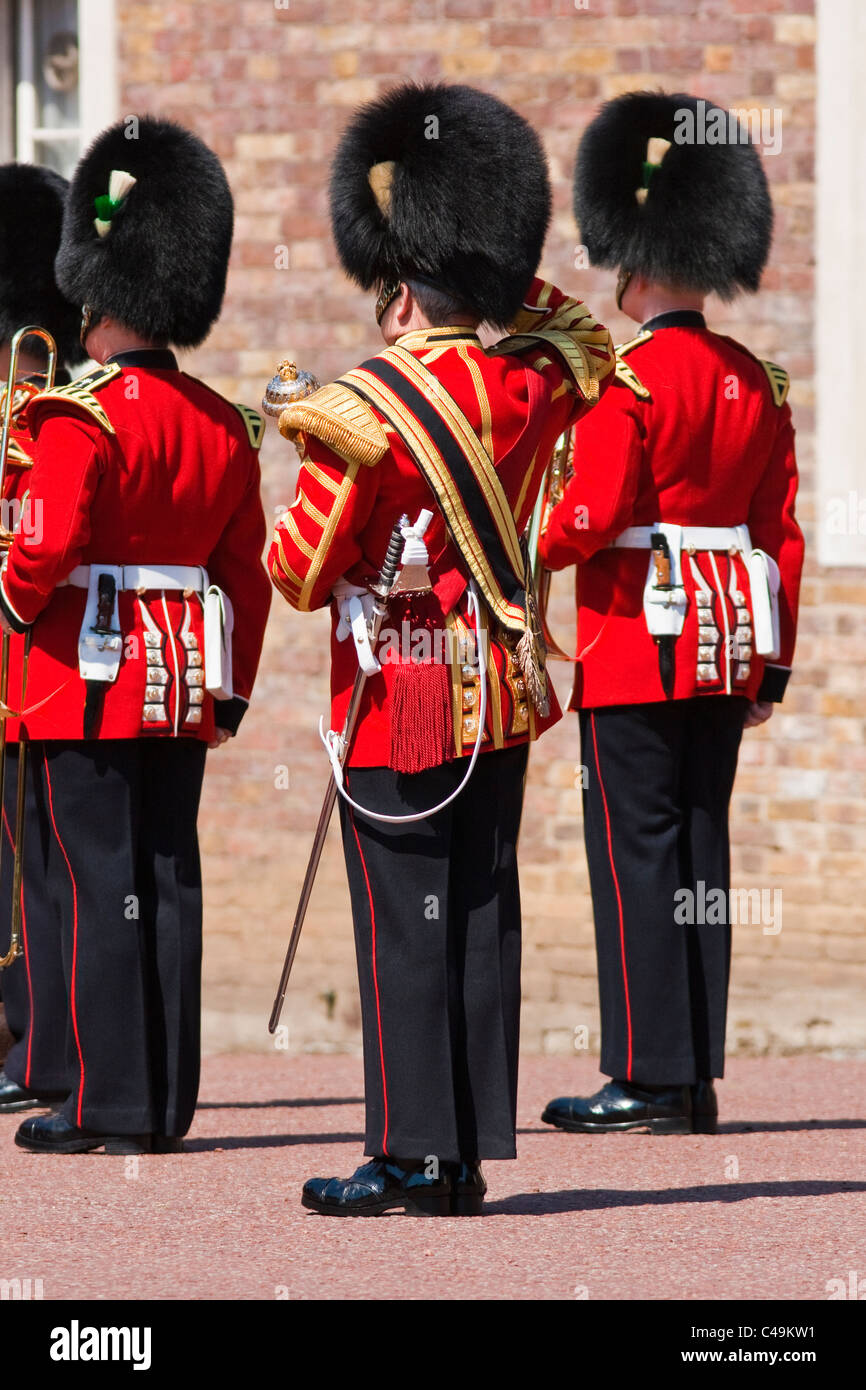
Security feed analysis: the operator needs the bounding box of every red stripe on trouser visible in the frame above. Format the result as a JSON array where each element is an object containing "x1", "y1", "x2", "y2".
[
  {"x1": 348, "y1": 808, "x2": 389, "y2": 1156},
  {"x1": 21, "y1": 880, "x2": 32, "y2": 1085},
  {"x1": 590, "y1": 712, "x2": 634, "y2": 1080},
  {"x1": 2, "y1": 803, "x2": 35, "y2": 1085},
  {"x1": 43, "y1": 761, "x2": 85, "y2": 1124}
]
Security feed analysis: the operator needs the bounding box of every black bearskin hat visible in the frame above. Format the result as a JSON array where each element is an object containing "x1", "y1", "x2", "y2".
[
  {"x1": 330, "y1": 82, "x2": 551, "y2": 324},
  {"x1": 0, "y1": 163, "x2": 85, "y2": 367},
  {"x1": 55, "y1": 117, "x2": 234, "y2": 347},
  {"x1": 574, "y1": 91, "x2": 773, "y2": 299}
]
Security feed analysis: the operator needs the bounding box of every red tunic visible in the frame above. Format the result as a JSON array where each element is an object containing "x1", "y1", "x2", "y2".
[
  {"x1": 0, "y1": 379, "x2": 43, "y2": 742},
  {"x1": 0, "y1": 353, "x2": 272, "y2": 741},
  {"x1": 539, "y1": 316, "x2": 804, "y2": 708},
  {"x1": 269, "y1": 279, "x2": 615, "y2": 768}
]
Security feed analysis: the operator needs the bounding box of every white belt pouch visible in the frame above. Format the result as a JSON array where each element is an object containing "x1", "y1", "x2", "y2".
[
  {"x1": 747, "y1": 549, "x2": 781, "y2": 660},
  {"x1": 204, "y1": 584, "x2": 234, "y2": 700}
]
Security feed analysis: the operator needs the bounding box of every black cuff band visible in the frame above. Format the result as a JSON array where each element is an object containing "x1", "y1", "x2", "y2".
[
  {"x1": 757, "y1": 664, "x2": 791, "y2": 703},
  {"x1": 0, "y1": 584, "x2": 29, "y2": 635},
  {"x1": 213, "y1": 695, "x2": 248, "y2": 734}
]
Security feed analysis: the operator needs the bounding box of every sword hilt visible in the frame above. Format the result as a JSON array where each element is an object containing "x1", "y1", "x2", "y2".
[{"x1": 370, "y1": 516, "x2": 407, "y2": 603}]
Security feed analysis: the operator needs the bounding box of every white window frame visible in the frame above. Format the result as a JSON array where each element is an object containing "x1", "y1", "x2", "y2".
[
  {"x1": 816, "y1": 0, "x2": 866, "y2": 566},
  {"x1": 0, "y1": 9, "x2": 14, "y2": 160},
  {"x1": 15, "y1": 0, "x2": 117, "y2": 165}
]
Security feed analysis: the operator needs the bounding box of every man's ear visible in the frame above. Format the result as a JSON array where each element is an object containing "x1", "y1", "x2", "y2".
[
  {"x1": 393, "y1": 283, "x2": 413, "y2": 326},
  {"x1": 379, "y1": 283, "x2": 413, "y2": 341}
]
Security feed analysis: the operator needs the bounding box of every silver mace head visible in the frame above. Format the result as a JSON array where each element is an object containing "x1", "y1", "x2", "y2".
[{"x1": 261, "y1": 360, "x2": 321, "y2": 417}]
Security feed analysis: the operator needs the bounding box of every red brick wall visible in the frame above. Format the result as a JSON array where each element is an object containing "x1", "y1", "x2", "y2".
[{"x1": 117, "y1": 0, "x2": 866, "y2": 1058}]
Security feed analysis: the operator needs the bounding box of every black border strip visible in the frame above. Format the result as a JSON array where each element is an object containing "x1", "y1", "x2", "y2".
[{"x1": 350, "y1": 357, "x2": 525, "y2": 615}]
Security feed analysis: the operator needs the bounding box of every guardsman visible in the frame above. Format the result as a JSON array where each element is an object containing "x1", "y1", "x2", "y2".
[
  {"x1": 0, "y1": 118, "x2": 272, "y2": 1154},
  {"x1": 0, "y1": 163, "x2": 85, "y2": 1114},
  {"x1": 269, "y1": 82, "x2": 614, "y2": 1215},
  {"x1": 539, "y1": 92, "x2": 804, "y2": 1136}
]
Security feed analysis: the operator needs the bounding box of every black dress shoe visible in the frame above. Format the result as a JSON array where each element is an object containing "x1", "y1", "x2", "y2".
[
  {"x1": 691, "y1": 1079, "x2": 718, "y2": 1135},
  {"x1": 302, "y1": 1158, "x2": 452, "y2": 1217},
  {"x1": 542, "y1": 1079, "x2": 693, "y2": 1135},
  {"x1": 0, "y1": 1067, "x2": 66, "y2": 1114},
  {"x1": 448, "y1": 1160, "x2": 487, "y2": 1216},
  {"x1": 152, "y1": 1135, "x2": 185, "y2": 1154},
  {"x1": 15, "y1": 1112, "x2": 152, "y2": 1155}
]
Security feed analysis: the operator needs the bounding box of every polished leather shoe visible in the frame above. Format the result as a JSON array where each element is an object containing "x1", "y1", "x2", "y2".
[
  {"x1": 152, "y1": 1135, "x2": 185, "y2": 1153},
  {"x1": 691, "y1": 1079, "x2": 718, "y2": 1135},
  {"x1": 302, "y1": 1158, "x2": 451, "y2": 1217},
  {"x1": 542, "y1": 1079, "x2": 693, "y2": 1134},
  {"x1": 0, "y1": 1067, "x2": 65, "y2": 1114},
  {"x1": 448, "y1": 1160, "x2": 487, "y2": 1216},
  {"x1": 15, "y1": 1112, "x2": 153, "y2": 1155}
]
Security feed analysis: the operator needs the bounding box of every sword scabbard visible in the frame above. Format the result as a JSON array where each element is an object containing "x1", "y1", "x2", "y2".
[{"x1": 267, "y1": 517, "x2": 406, "y2": 1033}]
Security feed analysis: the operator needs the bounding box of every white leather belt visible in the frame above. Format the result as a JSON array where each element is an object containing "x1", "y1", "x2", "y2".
[
  {"x1": 61, "y1": 564, "x2": 208, "y2": 593},
  {"x1": 611, "y1": 525, "x2": 746, "y2": 553}
]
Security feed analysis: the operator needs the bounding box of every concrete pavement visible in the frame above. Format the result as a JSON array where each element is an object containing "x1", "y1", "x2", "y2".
[{"x1": 0, "y1": 1055, "x2": 863, "y2": 1301}]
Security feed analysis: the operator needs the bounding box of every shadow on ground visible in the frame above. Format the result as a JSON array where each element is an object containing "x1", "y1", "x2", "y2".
[
  {"x1": 519, "y1": 1118, "x2": 866, "y2": 1136},
  {"x1": 718, "y1": 1119, "x2": 866, "y2": 1133},
  {"x1": 485, "y1": 1179, "x2": 866, "y2": 1216},
  {"x1": 184, "y1": 1131, "x2": 365, "y2": 1151},
  {"x1": 197, "y1": 1097, "x2": 363, "y2": 1110}
]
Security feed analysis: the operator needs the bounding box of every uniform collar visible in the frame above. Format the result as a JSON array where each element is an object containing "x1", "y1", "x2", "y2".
[
  {"x1": 105, "y1": 349, "x2": 179, "y2": 370},
  {"x1": 394, "y1": 326, "x2": 481, "y2": 351},
  {"x1": 641, "y1": 310, "x2": 707, "y2": 333}
]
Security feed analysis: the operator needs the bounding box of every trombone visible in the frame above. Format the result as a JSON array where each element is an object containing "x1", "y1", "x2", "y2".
[
  {"x1": 525, "y1": 426, "x2": 576, "y2": 662},
  {"x1": 0, "y1": 325, "x2": 57, "y2": 969}
]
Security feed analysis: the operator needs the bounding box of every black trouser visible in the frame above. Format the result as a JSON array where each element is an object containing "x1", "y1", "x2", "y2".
[
  {"x1": 0, "y1": 745, "x2": 70, "y2": 1093},
  {"x1": 579, "y1": 698, "x2": 747, "y2": 1085},
  {"x1": 340, "y1": 743, "x2": 528, "y2": 1164},
  {"x1": 28, "y1": 738, "x2": 207, "y2": 1135}
]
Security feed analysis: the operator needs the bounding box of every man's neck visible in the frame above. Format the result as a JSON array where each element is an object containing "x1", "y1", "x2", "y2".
[
  {"x1": 89, "y1": 328, "x2": 169, "y2": 364},
  {"x1": 629, "y1": 288, "x2": 706, "y2": 327},
  {"x1": 383, "y1": 313, "x2": 478, "y2": 347}
]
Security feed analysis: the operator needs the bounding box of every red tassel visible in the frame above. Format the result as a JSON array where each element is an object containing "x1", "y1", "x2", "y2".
[{"x1": 389, "y1": 660, "x2": 454, "y2": 774}]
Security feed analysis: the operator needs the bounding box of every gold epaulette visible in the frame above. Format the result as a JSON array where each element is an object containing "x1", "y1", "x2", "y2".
[
  {"x1": 759, "y1": 359, "x2": 790, "y2": 407},
  {"x1": 279, "y1": 380, "x2": 389, "y2": 468},
  {"x1": 614, "y1": 356, "x2": 651, "y2": 400},
  {"x1": 612, "y1": 329, "x2": 652, "y2": 400},
  {"x1": 489, "y1": 311, "x2": 614, "y2": 403},
  {"x1": 232, "y1": 402, "x2": 265, "y2": 449},
  {"x1": 616, "y1": 329, "x2": 654, "y2": 357},
  {"x1": 31, "y1": 363, "x2": 121, "y2": 435}
]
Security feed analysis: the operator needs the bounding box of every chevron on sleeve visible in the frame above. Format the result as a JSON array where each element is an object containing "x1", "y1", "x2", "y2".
[
  {"x1": 759, "y1": 359, "x2": 790, "y2": 407},
  {"x1": 232, "y1": 402, "x2": 266, "y2": 448}
]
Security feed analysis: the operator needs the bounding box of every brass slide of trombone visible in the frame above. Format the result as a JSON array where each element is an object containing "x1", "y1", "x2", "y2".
[
  {"x1": 526, "y1": 426, "x2": 576, "y2": 663},
  {"x1": 0, "y1": 325, "x2": 57, "y2": 969}
]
